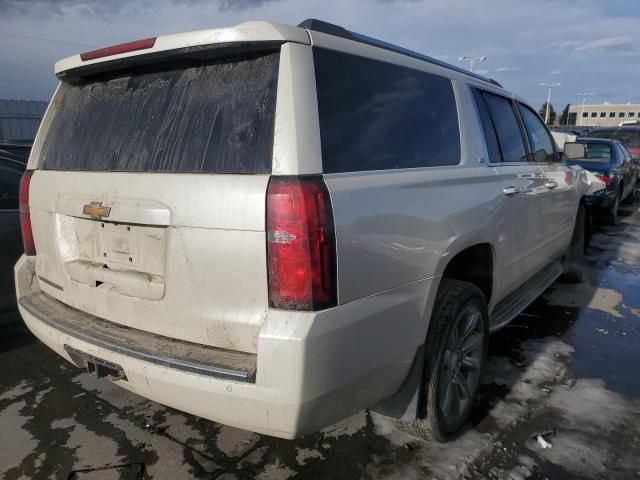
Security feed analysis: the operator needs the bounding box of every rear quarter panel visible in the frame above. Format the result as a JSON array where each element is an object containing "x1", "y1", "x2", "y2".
[{"x1": 324, "y1": 166, "x2": 503, "y2": 305}]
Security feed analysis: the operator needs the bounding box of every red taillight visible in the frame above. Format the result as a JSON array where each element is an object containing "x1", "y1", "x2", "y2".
[
  {"x1": 266, "y1": 176, "x2": 337, "y2": 310},
  {"x1": 595, "y1": 174, "x2": 611, "y2": 186},
  {"x1": 80, "y1": 37, "x2": 157, "y2": 61},
  {"x1": 19, "y1": 170, "x2": 36, "y2": 256}
]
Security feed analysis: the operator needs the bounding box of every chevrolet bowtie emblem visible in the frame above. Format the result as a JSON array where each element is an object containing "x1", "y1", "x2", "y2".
[{"x1": 82, "y1": 201, "x2": 111, "y2": 220}]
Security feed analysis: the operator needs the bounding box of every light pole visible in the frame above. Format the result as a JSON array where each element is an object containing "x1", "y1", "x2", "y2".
[
  {"x1": 576, "y1": 92, "x2": 594, "y2": 127},
  {"x1": 540, "y1": 82, "x2": 561, "y2": 125},
  {"x1": 458, "y1": 56, "x2": 487, "y2": 73}
]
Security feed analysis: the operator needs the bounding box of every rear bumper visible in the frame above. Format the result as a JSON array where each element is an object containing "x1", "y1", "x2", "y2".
[
  {"x1": 15, "y1": 255, "x2": 435, "y2": 438},
  {"x1": 584, "y1": 187, "x2": 615, "y2": 209}
]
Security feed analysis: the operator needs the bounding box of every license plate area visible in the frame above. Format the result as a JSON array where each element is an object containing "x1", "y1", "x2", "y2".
[
  {"x1": 64, "y1": 345, "x2": 127, "y2": 381},
  {"x1": 99, "y1": 222, "x2": 136, "y2": 265}
]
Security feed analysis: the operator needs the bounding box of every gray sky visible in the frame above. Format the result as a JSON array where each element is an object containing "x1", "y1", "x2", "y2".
[{"x1": 1, "y1": 0, "x2": 639, "y2": 111}]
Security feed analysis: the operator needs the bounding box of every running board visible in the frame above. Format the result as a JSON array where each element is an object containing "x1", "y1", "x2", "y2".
[{"x1": 489, "y1": 260, "x2": 563, "y2": 332}]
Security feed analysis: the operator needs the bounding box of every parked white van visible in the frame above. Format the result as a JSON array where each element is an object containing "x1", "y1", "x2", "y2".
[{"x1": 15, "y1": 19, "x2": 589, "y2": 441}]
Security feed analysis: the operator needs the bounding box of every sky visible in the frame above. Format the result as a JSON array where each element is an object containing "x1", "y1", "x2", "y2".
[{"x1": 1, "y1": 0, "x2": 639, "y2": 111}]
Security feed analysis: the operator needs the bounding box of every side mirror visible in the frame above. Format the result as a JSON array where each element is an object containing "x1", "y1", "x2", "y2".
[{"x1": 563, "y1": 142, "x2": 586, "y2": 160}]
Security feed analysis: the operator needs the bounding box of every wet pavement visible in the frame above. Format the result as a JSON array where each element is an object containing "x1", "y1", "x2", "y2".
[{"x1": 1, "y1": 203, "x2": 639, "y2": 480}]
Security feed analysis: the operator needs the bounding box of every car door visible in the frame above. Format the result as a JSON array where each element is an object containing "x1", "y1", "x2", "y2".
[
  {"x1": 517, "y1": 103, "x2": 575, "y2": 262},
  {"x1": 0, "y1": 156, "x2": 26, "y2": 311},
  {"x1": 471, "y1": 88, "x2": 547, "y2": 302}
]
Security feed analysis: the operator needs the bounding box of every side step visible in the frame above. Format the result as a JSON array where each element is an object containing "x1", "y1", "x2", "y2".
[{"x1": 490, "y1": 260, "x2": 563, "y2": 332}]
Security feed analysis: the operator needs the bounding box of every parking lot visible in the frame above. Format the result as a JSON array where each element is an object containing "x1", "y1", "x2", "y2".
[{"x1": 0, "y1": 203, "x2": 637, "y2": 480}]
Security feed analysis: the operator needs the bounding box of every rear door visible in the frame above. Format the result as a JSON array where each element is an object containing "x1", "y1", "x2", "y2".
[
  {"x1": 471, "y1": 88, "x2": 547, "y2": 298},
  {"x1": 28, "y1": 47, "x2": 281, "y2": 354},
  {"x1": 517, "y1": 103, "x2": 575, "y2": 261},
  {"x1": 0, "y1": 156, "x2": 25, "y2": 311}
]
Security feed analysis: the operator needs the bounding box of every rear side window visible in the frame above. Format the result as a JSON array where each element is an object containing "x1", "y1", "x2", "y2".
[
  {"x1": 314, "y1": 48, "x2": 460, "y2": 173},
  {"x1": 474, "y1": 90, "x2": 527, "y2": 163},
  {"x1": 518, "y1": 104, "x2": 557, "y2": 162},
  {"x1": 40, "y1": 49, "x2": 280, "y2": 173}
]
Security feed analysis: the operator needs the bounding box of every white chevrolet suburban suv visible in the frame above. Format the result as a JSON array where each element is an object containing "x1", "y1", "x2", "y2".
[{"x1": 15, "y1": 19, "x2": 589, "y2": 442}]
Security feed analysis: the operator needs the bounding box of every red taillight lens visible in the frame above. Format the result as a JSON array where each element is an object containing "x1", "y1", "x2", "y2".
[
  {"x1": 266, "y1": 176, "x2": 337, "y2": 310},
  {"x1": 19, "y1": 170, "x2": 36, "y2": 256},
  {"x1": 595, "y1": 174, "x2": 611, "y2": 186},
  {"x1": 80, "y1": 37, "x2": 157, "y2": 61}
]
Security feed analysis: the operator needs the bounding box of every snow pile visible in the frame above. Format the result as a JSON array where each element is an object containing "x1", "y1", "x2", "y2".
[{"x1": 487, "y1": 339, "x2": 573, "y2": 428}]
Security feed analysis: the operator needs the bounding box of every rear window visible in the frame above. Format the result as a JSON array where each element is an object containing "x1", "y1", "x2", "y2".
[
  {"x1": 579, "y1": 142, "x2": 612, "y2": 162},
  {"x1": 587, "y1": 129, "x2": 640, "y2": 149},
  {"x1": 39, "y1": 49, "x2": 280, "y2": 173},
  {"x1": 313, "y1": 48, "x2": 460, "y2": 174}
]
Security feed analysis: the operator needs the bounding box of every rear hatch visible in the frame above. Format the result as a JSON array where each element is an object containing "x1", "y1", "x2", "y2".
[{"x1": 28, "y1": 44, "x2": 282, "y2": 354}]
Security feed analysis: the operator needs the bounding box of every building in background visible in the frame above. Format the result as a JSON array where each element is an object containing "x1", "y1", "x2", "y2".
[
  {"x1": 567, "y1": 103, "x2": 640, "y2": 127},
  {"x1": 0, "y1": 99, "x2": 48, "y2": 144}
]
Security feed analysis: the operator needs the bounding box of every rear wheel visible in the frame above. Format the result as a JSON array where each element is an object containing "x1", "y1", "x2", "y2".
[
  {"x1": 622, "y1": 181, "x2": 636, "y2": 205},
  {"x1": 395, "y1": 279, "x2": 488, "y2": 442},
  {"x1": 561, "y1": 203, "x2": 585, "y2": 283}
]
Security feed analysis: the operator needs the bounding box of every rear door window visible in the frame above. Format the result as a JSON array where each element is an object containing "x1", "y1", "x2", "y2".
[
  {"x1": 474, "y1": 90, "x2": 528, "y2": 163},
  {"x1": 517, "y1": 104, "x2": 557, "y2": 163},
  {"x1": 313, "y1": 48, "x2": 461, "y2": 173},
  {"x1": 471, "y1": 88, "x2": 501, "y2": 163},
  {"x1": 39, "y1": 49, "x2": 280, "y2": 173}
]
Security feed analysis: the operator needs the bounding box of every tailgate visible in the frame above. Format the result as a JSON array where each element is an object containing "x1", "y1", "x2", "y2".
[{"x1": 27, "y1": 46, "x2": 281, "y2": 354}]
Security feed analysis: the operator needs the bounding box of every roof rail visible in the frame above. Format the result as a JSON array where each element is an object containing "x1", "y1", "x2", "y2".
[{"x1": 297, "y1": 18, "x2": 502, "y2": 88}]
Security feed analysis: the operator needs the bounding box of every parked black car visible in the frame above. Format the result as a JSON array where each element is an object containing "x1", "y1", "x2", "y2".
[
  {"x1": 586, "y1": 126, "x2": 640, "y2": 160},
  {"x1": 0, "y1": 144, "x2": 28, "y2": 312},
  {"x1": 565, "y1": 138, "x2": 637, "y2": 225}
]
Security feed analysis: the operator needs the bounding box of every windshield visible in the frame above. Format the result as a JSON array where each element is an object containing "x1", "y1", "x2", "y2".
[{"x1": 39, "y1": 49, "x2": 280, "y2": 173}]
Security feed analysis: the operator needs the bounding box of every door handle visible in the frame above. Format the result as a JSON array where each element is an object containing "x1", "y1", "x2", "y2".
[
  {"x1": 503, "y1": 186, "x2": 521, "y2": 196},
  {"x1": 544, "y1": 181, "x2": 558, "y2": 189}
]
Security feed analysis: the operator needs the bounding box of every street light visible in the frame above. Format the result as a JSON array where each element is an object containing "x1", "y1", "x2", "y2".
[
  {"x1": 540, "y1": 82, "x2": 561, "y2": 125},
  {"x1": 576, "y1": 92, "x2": 594, "y2": 127},
  {"x1": 458, "y1": 56, "x2": 487, "y2": 73}
]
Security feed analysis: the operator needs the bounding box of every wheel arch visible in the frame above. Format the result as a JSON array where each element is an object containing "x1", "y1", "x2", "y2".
[{"x1": 438, "y1": 242, "x2": 495, "y2": 305}]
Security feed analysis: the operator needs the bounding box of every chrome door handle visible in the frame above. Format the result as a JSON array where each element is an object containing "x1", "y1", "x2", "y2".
[
  {"x1": 544, "y1": 181, "x2": 558, "y2": 189},
  {"x1": 503, "y1": 186, "x2": 521, "y2": 196}
]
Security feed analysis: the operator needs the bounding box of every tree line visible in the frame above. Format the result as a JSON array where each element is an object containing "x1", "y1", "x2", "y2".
[{"x1": 538, "y1": 102, "x2": 571, "y2": 126}]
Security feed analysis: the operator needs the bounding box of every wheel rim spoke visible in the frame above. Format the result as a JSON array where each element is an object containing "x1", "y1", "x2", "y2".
[
  {"x1": 441, "y1": 378, "x2": 454, "y2": 416},
  {"x1": 462, "y1": 333, "x2": 482, "y2": 355},
  {"x1": 461, "y1": 354, "x2": 481, "y2": 369},
  {"x1": 455, "y1": 372, "x2": 471, "y2": 400},
  {"x1": 438, "y1": 304, "x2": 485, "y2": 423},
  {"x1": 459, "y1": 310, "x2": 479, "y2": 344}
]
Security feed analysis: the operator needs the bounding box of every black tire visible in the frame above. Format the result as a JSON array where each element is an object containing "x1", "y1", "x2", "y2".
[
  {"x1": 394, "y1": 279, "x2": 489, "y2": 442},
  {"x1": 622, "y1": 182, "x2": 636, "y2": 205},
  {"x1": 584, "y1": 206, "x2": 593, "y2": 251},
  {"x1": 602, "y1": 190, "x2": 620, "y2": 226},
  {"x1": 561, "y1": 203, "x2": 585, "y2": 283}
]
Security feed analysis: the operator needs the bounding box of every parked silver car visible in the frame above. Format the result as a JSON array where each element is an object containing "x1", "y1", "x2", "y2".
[{"x1": 14, "y1": 19, "x2": 590, "y2": 441}]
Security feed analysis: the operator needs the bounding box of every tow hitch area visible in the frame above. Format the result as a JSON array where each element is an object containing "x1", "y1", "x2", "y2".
[{"x1": 64, "y1": 345, "x2": 127, "y2": 381}]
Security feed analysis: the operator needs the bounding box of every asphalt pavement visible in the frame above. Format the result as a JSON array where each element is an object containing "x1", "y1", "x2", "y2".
[{"x1": 1, "y1": 203, "x2": 639, "y2": 480}]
